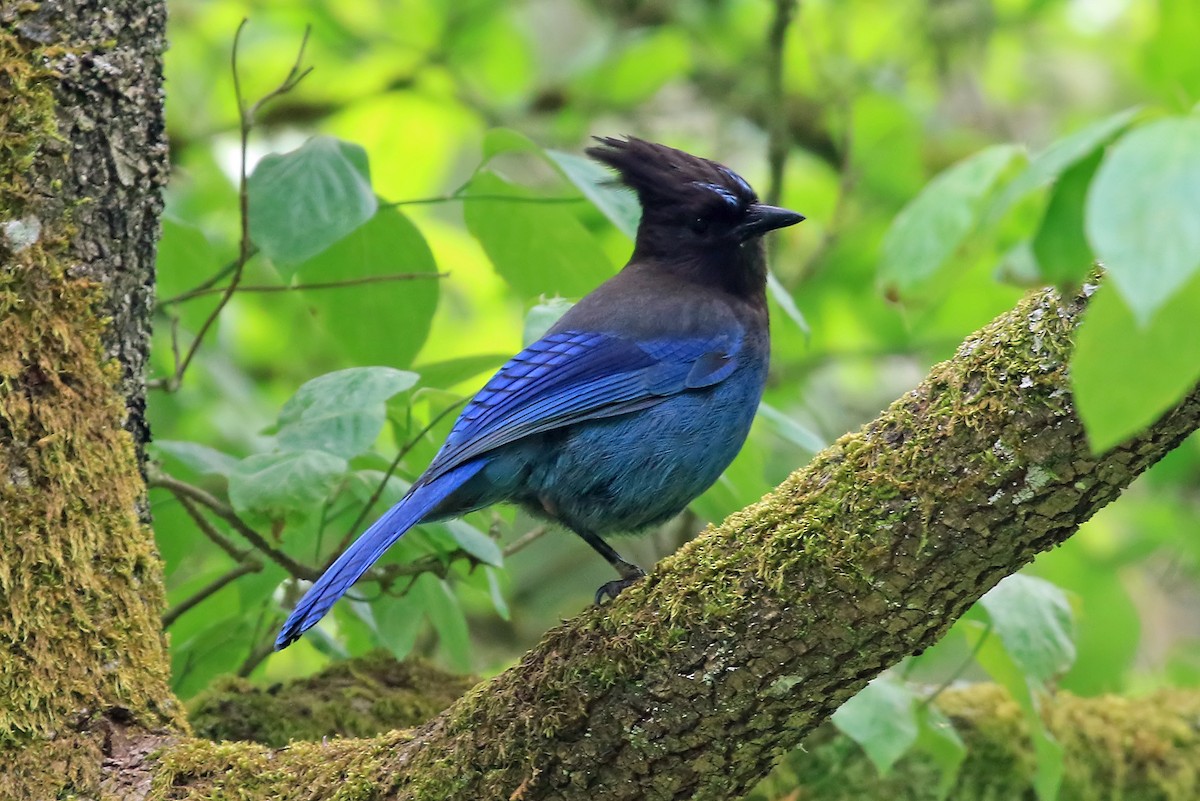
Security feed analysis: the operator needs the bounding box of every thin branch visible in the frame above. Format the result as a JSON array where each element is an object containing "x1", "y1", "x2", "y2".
[
  {"x1": 161, "y1": 271, "x2": 447, "y2": 304},
  {"x1": 175, "y1": 493, "x2": 250, "y2": 561},
  {"x1": 163, "y1": 561, "x2": 262, "y2": 628},
  {"x1": 921, "y1": 622, "x2": 993, "y2": 709},
  {"x1": 503, "y1": 525, "x2": 548, "y2": 558},
  {"x1": 147, "y1": 466, "x2": 318, "y2": 580},
  {"x1": 380, "y1": 194, "x2": 583, "y2": 209},
  {"x1": 330, "y1": 397, "x2": 469, "y2": 563},
  {"x1": 152, "y1": 21, "x2": 312, "y2": 392},
  {"x1": 765, "y1": 0, "x2": 797, "y2": 208}
]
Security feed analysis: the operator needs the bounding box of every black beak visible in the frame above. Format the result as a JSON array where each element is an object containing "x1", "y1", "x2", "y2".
[{"x1": 738, "y1": 204, "x2": 806, "y2": 240}]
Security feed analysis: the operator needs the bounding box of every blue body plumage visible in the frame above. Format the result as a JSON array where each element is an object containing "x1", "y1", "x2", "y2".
[{"x1": 275, "y1": 137, "x2": 803, "y2": 649}]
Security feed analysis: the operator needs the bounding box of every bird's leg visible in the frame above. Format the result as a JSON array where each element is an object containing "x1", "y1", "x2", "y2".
[{"x1": 573, "y1": 528, "x2": 646, "y2": 604}]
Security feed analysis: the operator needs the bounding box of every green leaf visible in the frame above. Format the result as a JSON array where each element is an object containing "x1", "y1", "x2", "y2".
[
  {"x1": 988, "y1": 107, "x2": 1141, "y2": 222},
  {"x1": 292, "y1": 207, "x2": 440, "y2": 370},
  {"x1": 485, "y1": 567, "x2": 510, "y2": 621},
  {"x1": 1086, "y1": 116, "x2": 1200, "y2": 322},
  {"x1": 411, "y1": 573, "x2": 471, "y2": 670},
  {"x1": 831, "y1": 675, "x2": 919, "y2": 775},
  {"x1": 1072, "y1": 275, "x2": 1200, "y2": 452},
  {"x1": 247, "y1": 136, "x2": 378, "y2": 266},
  {"x1": 915, "y1": 704, "x2": 966, "y2": 799},
  {"x1": 439, "y1": 519, "x2": 502, "y2": 567},
  {"x1": 966, "y1": 619, "x2": 1066, "y2": 801},
  {"x1": 277, "y1": 367, "x2": 418, "y2": 457},
  {"x1": 464, "y1": 171, "x2": 615, "y2": 298},
  {"x1": 979, "y1": 574, "x2": 1076, "y2": 685},
  {"x1": 766, "y1": 271, "x2": 811, "y2": 337},
  {"x1": 523, "y1": 297, "x2": 574, "y2": 345},
  {"x1": 880, "y1": 144, "x2": 1024, "y2": 298},
  {"x1": 546, "y1": 149, "x2": 641, "y2": 239},
  {"x1": 757, "y1": 403, "x2": 826, "y2": 454},
  {"x1": 151, "y1": 440, "x2": 239, "y2": 477},
  {"x1": 1031, "y1": 150, "x2": 1101, "y2": 286},
  {"x1": 412, "y1": 353, "x2": 507, "y2": 390},
  {"x1": 373, "y1": 590, "x2": 423, "y2": 661},
  {"x1": 229, "y1": 450, "x2": 348, "y2": 520}
]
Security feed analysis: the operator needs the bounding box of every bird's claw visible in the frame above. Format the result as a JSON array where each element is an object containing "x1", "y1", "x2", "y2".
[{"x1": 593, "y1": 568, "x2": 646, "y2": 605}]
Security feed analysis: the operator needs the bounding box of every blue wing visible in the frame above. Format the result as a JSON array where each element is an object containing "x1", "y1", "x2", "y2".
[{"x1": 423, "y1": 328, "x2": 743, "y2": 482}]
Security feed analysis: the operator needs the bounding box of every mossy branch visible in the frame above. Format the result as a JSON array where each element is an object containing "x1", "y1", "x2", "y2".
[{"x1": 132, "y1": 285, "x2": 1200, "y2": 799}]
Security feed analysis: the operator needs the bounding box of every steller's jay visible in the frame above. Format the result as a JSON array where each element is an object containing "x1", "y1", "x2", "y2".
[{"x1": 275, "y1": 137, "x2": 804, "y2": 650}]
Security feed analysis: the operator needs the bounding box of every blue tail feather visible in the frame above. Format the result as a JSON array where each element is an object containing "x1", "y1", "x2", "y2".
[{"x1": 274, "y1": 460, "x2": 485, "y2": 650}]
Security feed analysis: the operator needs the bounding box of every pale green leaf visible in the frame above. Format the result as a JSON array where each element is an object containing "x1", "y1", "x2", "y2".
[
  {"x1": 247, "y1": 136, "x2": 377, "y2": 266},
  {"x1": 1086, "y1": 116, "x2": 1200, "y2": 322},
  {"x1": 277, "y1": 367, "x2": 418, "y2": 457}
]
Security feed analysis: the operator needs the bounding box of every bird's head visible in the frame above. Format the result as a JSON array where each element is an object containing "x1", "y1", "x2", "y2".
[{"x1": 586, "y1": 136, "x2": 804, "y2": 271}]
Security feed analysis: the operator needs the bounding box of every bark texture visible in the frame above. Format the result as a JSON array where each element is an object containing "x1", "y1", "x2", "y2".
[
  {"x1": 0, "y1": 2, "x2": 181, "y2": 797},
  {"x1": 133, "y1": 286, "x2": 1200, "y2": 800}
]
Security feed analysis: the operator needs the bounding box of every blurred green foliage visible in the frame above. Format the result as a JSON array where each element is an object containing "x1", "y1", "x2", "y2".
[{"x1": 150, "y1": 0, "x2": 1200, "y2": 795}]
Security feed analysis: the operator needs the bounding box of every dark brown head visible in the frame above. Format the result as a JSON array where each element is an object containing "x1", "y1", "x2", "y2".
[{"x1": 586, "y1": 137, "x2": 804, "y2": 275}]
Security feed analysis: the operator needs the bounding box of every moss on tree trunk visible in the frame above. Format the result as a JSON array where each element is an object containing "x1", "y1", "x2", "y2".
[{"x1": 1, "y1": 4, "x2": 183, "y2": 798}]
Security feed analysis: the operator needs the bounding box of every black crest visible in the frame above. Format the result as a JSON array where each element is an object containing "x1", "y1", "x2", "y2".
[{"x1": 585, "y1": 136, "x2": 758, "y2": 221}]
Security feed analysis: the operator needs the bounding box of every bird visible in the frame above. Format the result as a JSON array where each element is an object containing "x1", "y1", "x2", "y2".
[{"x1": 275, "y1": 136, "x2": 804, "y2": 650}]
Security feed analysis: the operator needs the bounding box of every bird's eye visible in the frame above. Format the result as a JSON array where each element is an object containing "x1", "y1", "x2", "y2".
[{"x1": 688, "y1": 216, "x2": 710, "y2": 235}]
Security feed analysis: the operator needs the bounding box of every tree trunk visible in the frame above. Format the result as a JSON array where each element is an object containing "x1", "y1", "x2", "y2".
[{"x1": 0, "y1": 3, "x2": 183, "y2": 797}]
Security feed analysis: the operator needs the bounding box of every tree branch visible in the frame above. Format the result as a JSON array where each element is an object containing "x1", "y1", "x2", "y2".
[{"x1": 127, "y1": 284, "x2": 1200, "y2": 798}]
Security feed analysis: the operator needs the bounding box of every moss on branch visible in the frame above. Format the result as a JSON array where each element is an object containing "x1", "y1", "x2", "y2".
[{"x1": 135, "y1": 285, "x2": 1200, "y2": 800}]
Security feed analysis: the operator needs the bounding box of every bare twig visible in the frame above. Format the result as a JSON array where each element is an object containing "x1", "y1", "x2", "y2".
[
  {"x1": 765, "y1": 0, "x2": 798, "y2": 209},
  {"x1": 163, "y1": 561, "x2": 262, "y2": 628},
  {"x1": 175, "y1": 493, "x2": 251, "y2": 561},
  {"x1": 148, "y1": 466, "x2": 318, "y2": 580},
  {"x1": 153, "y1": 21, "x2": 312, "y2": 392},
  {"x1": 921, "y1": 622, "x2": 993, "y2": 708},
  {"x1": 380, "y1": 194, "x2": 582, "y2": 209},
  {"x1": 162, "y1": 271, "x2": 447, "y2": 304},
  {"x1": 330, "y1": 397, "x2": 470, "y2": 563},
  {"x1": 503, "y1": 525, "x2": 547, "y2": 558}
]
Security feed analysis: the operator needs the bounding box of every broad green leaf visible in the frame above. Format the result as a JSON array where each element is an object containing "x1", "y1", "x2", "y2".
[
  {"x1": 412, "y1": 573, "x2": 471, "y2": 670},
  {"x1": 439, "y1": 519, "x2": 503, "y2": 567},
  {"x1": 229, "y1": 450, "x2": 348, "y2": 520},
  {"x1": 879, "y1": 144, "x2": 1023, "y2": 298},
  {"x1": 523, "y1": 297, "x2": 574, "y2": 345},
  {"x1": 967, "y1": 620, "x2": 1065, "y2": 801},
  {"x1": 1086, "y1": 116, "x2": 1200, "y2": 322},
  {"x1": 151, "y1": 440, "x2": 239, "y2": 477},
  {"x1": 831, "y1": 675, "x2": 919, "y2": 775},
  {"x1": 547, "y1": 149, "x2": 641, "y2": 239},
  {"x1": 247, "y1": 136, "x2": 377, "y2": 267},
  {"x1": 373, "y1": 590, "x2": 424, "y2": 661},
  {"x1": 1031, "y1": 151, "x2": 1101, "y2": 286},
  {"x1": 277, "y1": 367, "x2": 418, "y2": 457},
  {"x1": 916, "y1": 704, "x2": 966, "y2": 799},
  {"x1": 482, "y1": 127, "x2": 542, "y2": 160},
  {"x1": 292, "y1": 208, "x2": 440, "y2": 370},
  {"x1": 979, "y1": 574, "x2": 1076, "y2": 684},
  {"x1": 1072, "y1": 275, "x2": 1200, "y2": 452},
  {"x1": 464, "y1": 171, "x2": 614, "y2": 298},
  {"x1": 412, "y1": 353, "x2": 507, "y2": 390},
  {"x1": 988, "y1": 107, "x2": 1141, "y2": 222}
]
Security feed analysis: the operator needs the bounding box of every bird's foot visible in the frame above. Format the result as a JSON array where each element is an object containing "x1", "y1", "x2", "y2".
[{"x1": 593, "y1": 564, "x2": 646, "y2": 605}]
